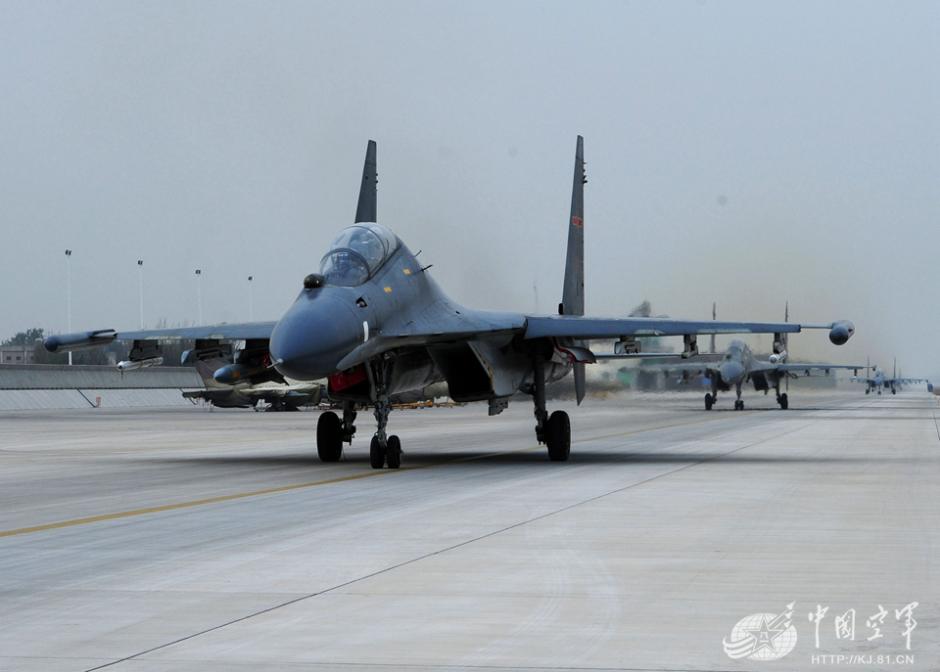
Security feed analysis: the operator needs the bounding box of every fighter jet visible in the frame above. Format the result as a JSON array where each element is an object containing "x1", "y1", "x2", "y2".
[
  {"x1": 648, "y1": 339, "x2": 862, "y2": 410},
  {"x1": 182, "y1": 347, "x2": 323, "y2": 411},
  {"x1": 853, "y1": 359, "x2": 923, "y2": 395},
  {"x1": 45, "y1": 137, "x2": 856, "y2": 468}
]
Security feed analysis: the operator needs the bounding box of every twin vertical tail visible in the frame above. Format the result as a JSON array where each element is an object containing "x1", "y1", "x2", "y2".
[
  {"x1": 562, "y1": 135, "x2": 586, "y2": 317},
  {"x1": 561, "y1": 136, "x2": 587, "y2": 403},
  {"x1": 355, "y1": 140, "x2": 378, "y2": 223}
]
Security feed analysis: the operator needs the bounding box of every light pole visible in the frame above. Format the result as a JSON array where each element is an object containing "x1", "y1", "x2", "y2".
[
  {"x1": 248, "y1": 275, "x2": 254, "y2": 321},
  {"x1": 65, "y1": 249, "x2": 72, "y2": 365},
  {"x1": 195, "y1": 269, "x2": 203, "y2": 324},
  {"x1": 137, "y1": 259, "x2": 144, "y2": 329}
]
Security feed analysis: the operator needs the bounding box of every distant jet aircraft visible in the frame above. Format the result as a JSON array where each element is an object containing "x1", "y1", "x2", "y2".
[
  {"x1": 45, "y1": 137, "x2": 855, "y2": 468},
  {"x1": 182, "y1": 346, "x2": 323, "y2": 411},
  {"x1": 648, "y1": 339, "x2": 861, "y2": 410},
  {"x1": 853, "y1": 359, "x2": 923, "y2": 395}
]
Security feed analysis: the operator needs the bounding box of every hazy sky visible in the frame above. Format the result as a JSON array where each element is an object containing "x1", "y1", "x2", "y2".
[{"x1": 2, "y1": 1, "x2": 938, "y2": 375}]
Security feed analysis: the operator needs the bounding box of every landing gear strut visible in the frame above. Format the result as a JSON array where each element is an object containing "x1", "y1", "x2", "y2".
[
  {"x1": 533, "y1": 354, "x2": 570, "y2": 461},
  {"x1": 316, "y1": 401, "x2": 357, "y2": 462},
  {"x1": 367, "y1": 358, "x2": 402, "y2": 470},
  {"x1": 705, "y1": 378, "x2": 719, "y2": 411}
]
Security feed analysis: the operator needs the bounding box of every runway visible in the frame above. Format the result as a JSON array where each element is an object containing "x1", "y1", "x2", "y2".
[{"x1": 1, "y1": 390, "x2": 937, "y2": 671}]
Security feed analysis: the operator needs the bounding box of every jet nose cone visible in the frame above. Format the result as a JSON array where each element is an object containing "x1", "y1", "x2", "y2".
[
  {"x1": 719, "y1": 361, "x2": 745, "y2": 384},
  {"x1": 270, "y1": 293, "x2": 361, "y2": 380}
]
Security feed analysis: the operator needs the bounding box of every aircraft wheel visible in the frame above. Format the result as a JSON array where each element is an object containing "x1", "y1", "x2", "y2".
[
  {"x1": 778, "y1": 393, "x2": 788, "y2": 410},
  {"x1": 386, "y1": 435, "x2": 402, "y2": 469},
  {"x1": 316, "y1": 411, "x2": 343, "y2": 462},
  {"x1": 704, "y1": 393, "x2": 714, "y2": 411},
  {"x1": 865, "y1": 388, "x2": 870, "y2": 394},
  {"x1": 734, "y1": 400, "x2": 745, "y2": 411},
  {"x1": 369, "y1": 435, "x2": 385, "y2": 469},
  {"x1": 891, "y1": 389, "x2": 896, "y2": 395},
  {"x1": 545, "y1": 410, "x2": 571, "y2": 462}
]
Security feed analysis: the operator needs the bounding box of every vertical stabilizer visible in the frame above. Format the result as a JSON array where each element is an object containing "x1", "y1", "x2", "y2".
[
  {"x1": 561, "y1": 135, "x2": 585, "y2": 317},
  {"x1": 355, "y1": 140, "x2": 377, "y2": 223},
  {"x1": 561, "y1": 136, "x2": 586, "y2": 404}
]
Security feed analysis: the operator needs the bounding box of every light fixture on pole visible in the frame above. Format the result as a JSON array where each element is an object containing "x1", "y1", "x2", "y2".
[
  {"x1": 195, "y1": 269, "x2": 203, "y2": 324},
  {"x1": 248, "y1": 275, "x2": 254, "y2": 321},
  {"x1": 65, "y1": 249, "x2": 73, "y2": 366},
  {"x1": 137, "y1": 259, "x2": 144, "y2": 329}
]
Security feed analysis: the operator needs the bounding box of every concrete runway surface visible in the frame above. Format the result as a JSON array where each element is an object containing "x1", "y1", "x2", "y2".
[{"x1": 0, "y1": 390, "x2": 937, "y2": 671}]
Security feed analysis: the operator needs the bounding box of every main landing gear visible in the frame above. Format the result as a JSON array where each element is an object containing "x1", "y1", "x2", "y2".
[
  {"x1": 704, "y1": 393, "x2": 715, "y2": 410},
  {"x1": 369, "y1": 397, "x2": 402, "y2": 469},
  {"x1": 533, "y1": 355, "x2": 570, "y2": 461},
  {"x1": 316, "y1": 401, "x2": 357, "y2": 462},
  {"x1": 774, "y1": 381, "x2": 789, "y2": 410}
]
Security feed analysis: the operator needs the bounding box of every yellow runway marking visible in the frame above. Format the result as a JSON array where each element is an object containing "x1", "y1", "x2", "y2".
[
  {"x1": 0, "y1": 411, "x2": 724, "y2": 540},
  {"x1": 0, "y1": 470, "x2": 389, "y2": 539}
]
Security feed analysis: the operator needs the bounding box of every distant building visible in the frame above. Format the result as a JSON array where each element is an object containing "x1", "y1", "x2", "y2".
[{"x1": 0, "y1": 346, "x2": 36, "y2": 365}]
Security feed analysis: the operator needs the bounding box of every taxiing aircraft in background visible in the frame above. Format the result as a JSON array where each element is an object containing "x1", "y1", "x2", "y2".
[
  {"x1": 183, "y1": 348, "x2": 323, "y2": 411},
  {"x1": 853, "y1": 359, "x2": 924, "y2": 395},
  {"x1": 648, "y1": 339, "x2": 861, "y2": 410}
]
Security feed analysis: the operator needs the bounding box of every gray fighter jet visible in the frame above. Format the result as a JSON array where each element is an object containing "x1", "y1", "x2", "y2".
[
  {"x1": 182, "y1": 349, "x2": 323, "y2": 411},
  {"x1": 853, "y1": 359, "x2": 923, "y2": 395},
  {"x1": 649, "y1": 339, "x2": 862, "y2": 410},
  {"x1": 45, "y1": 137, "x2": 856, "y2": 468}
]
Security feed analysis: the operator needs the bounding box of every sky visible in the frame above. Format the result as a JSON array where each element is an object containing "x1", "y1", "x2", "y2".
[{"x1": 1, "y1": 1, "x2": 938, "y2": 376}]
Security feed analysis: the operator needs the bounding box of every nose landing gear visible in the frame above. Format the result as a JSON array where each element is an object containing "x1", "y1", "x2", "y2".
[{"x1": 367, "y1": 360, "x2": 402, "y2": 470}]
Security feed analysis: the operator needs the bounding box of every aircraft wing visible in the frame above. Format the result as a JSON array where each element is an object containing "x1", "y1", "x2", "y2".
[
  {"x1": 336, "y1": 312, "x2": 853, "y2": 371},
  {"x1": 641, "y1": 361, "x2": 719, "y2": 377},
  {"x1": 43, "y1": 322, "x2": 278, "y2": 352},
  {"x1": 523, "y1": 316, "x2": 853, "y2": 341},
  {"x1": 752, "y1": 362, "x2": 863, "y2": 375}
]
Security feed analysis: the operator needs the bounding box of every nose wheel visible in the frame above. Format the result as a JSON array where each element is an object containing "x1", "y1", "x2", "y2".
[
  {"x1": 369, "y1": 434, "x2": 402, "y2": 469},
  {"x1": 704, "y1": 393, "x2": 715, "y2": 410}
]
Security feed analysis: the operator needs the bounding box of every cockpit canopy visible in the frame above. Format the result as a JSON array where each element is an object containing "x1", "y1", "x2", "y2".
[
  {"x1": 724, "y1": 340, "x2": 745, "y2": 360},
  {"x1": 319, "y1": 223, "x2": 399, "y2": 287}
]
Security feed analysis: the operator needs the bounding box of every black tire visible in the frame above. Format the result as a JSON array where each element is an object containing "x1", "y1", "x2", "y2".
[
  {"x1": 386, "y1": 435, "x2": 402, "y2": 469},
  {"x1": 545, "y1": 410, "x2": 571, "y2": 462},
  {"x1": 704, "y1": 393, "x2": 714, "y2": 411},
  {"x1": 734, "y1": 400, "x2": 744, "y2": 411},
  {"x1": 891, "y1": 388, "x2": 896, "y2": 395},
  {"x1": 865, "y1": 388, "x2": 870, "y2": 394},
  {"x1": 369, "y1": 435, "x2": 385, "y2": 469},
  {"x1": 779, "y1": 393, "x2": 788, "y2": 410},
  {"x1": 317, "y1": 411, "x2": 343, "y2": 462}
]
